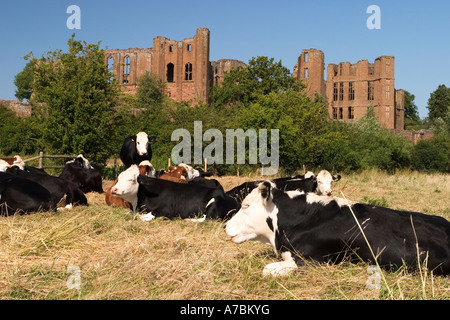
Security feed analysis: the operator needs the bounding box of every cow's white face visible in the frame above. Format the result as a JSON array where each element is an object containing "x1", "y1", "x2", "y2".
[
  {"x1": 225, "y1": 182, "x2": 277, "y2": 250},
  {"x1": 12, "y1": 155, "x2": 25, "y2": 170},
  {"x1": 0, "y1": 160, "x2": 10, "y2": 172},
  {"x1": 136, "y1": 132, "x2": 149, "y2": 156},
  {"x1": 177, "y1": 163, "x2": 200, "y2": 181},
  {"x1": 111, "y1": 165, "x2": 140, "y2": 207},
  {"x1": 316, "y1": 170, "x2": 341, "y2": 196}
]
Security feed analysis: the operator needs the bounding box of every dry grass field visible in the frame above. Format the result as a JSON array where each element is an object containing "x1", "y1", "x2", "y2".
[{"x1": 0, "y1": 169, "x2": 449, "y2": 300}]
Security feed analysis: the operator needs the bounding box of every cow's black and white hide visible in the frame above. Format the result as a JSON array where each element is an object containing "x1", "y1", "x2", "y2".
[{"x1": 225, "y1": 181, "x2": 450, "y2": 277}]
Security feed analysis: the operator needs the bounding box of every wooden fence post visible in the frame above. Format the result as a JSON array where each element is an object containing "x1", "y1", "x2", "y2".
[{"x1": 38, "y1": 151, "x2": 44, "y2": 169}]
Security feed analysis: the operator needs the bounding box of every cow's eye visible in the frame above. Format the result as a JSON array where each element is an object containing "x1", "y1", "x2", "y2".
[
  {"x1": 318, "y1": 181, "x2": 323, "y2": 184},
  {"x1": 242, "y1": 204, "x2": 249, "y2": 209}
]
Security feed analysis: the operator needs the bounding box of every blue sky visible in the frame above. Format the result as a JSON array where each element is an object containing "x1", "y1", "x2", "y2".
[{"x1": 1, "y1": 0, "x2": 449, "y2": 118}]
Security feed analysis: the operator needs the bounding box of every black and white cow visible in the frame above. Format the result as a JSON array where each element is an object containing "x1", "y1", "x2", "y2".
[
  {"x1": 225, "y1": 181, "x2": 450, "y2": 276},
  {"x1": 59, "y1": 155, "x2": 103, "y2": 193},
  {"x1": 110, "y1": 165, "x2": 240, "y2": 222},
  {"x1": 120, "y1": 132, "x2": 155, "y2": 168},
  {"x1": 226, "y1": 170, "x2": 340, "y2": 202},
  {"x1": 7, "y1": 166, "x2": 88, "y2": 209},
  {"x1": 0, "y1": 172, "x2": 56, "y2": 215}
]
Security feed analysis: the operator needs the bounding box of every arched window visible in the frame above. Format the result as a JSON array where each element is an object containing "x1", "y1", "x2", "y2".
[
  {"x1": 185, "y1": 63, "x2": 193, "y2": 81},
  {"x1": 123, "y1": 56, "x2": 130, "y2": 84},
  {"x1": 167, "y1": 63, "x2": 174, "y2": 83}
]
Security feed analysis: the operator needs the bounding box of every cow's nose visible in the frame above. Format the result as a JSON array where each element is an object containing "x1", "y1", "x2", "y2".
[
  {"x1": 325, "y1": 190, "x2": 332, "y2": 196},
  {"x1": 111, "y1": 187, "x2": 118, "y2": 194}
]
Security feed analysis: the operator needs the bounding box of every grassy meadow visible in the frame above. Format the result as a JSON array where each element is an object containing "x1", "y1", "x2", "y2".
[{"x1": 0, "y1": 169, "x2": 449, "y2": 300}]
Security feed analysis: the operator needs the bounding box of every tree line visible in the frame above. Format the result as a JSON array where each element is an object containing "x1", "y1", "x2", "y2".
[{"x1": 2, "y1": 36, "x2": 449, "y2": 174}]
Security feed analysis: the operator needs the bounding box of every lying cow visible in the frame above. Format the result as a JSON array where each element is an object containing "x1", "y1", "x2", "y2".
[
  {"x1": 137, "y1": 175, "x2": 240, "y2": 221},
  {"x1": 59, "y1": 155, "x2": 103, "y2": 193},
  {"x1": 0, "y1": 172, "x2": 56, "y2": 215},
  {"x1": 105, "y1": 161, "x2": 155, "y2": 209},
  {"x1": 7, "y1": 166, "x2": 87, "y2": 209},
  {"x1": 110, "y1": 165, "x2": 240, "y2": 221},
  {"x1": 120, "y1": 132, "x2": 155, "y2": 168},
  {"x1": 226, "y1": 170, "x2": 340, "y2": 202},
  {"x1": 225, "y1": 181, "x2": 450, "y2": 277}
]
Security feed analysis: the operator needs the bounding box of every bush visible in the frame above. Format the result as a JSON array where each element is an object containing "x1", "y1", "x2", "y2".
[{"x1": 411, "y1": 139, "x2": 448, "y2": 172}]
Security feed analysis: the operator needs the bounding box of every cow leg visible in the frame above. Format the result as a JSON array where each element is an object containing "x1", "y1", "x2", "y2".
[
  {"x1": 140, "y1": 212, "x2": 156, "y2": 221},
  {"x1": 262, "y1": 251, "x2": 298, "y2": 277},
  {"x1": 190, "y1": 215, "x2": 206, "y2": 223}
]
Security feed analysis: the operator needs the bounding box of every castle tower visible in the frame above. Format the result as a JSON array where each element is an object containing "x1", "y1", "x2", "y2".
[
  {"x1": 295, "y1": 49, "x2": 326, "y2": 99},
  {"x1": 151, "y1": 27, "x2": 210, "y2": 103},
  {"x1": 325, "y1": 55, "x2": 403, "y2": 130}
]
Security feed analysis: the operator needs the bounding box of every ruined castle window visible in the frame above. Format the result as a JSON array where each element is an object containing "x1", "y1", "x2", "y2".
[
  {"x1": 187, "y1": 44, "x2": 192, "y2": 51},
  {"x1": 348, "y1": 82, "x2": 354, "y2": 100},
  {"x1": 339, "y1": 82, "x2": 344, "y2": 101},
  {"x1": 339, "y1": 107, "x2": 343, "y2": 119},
  {"x1": 304, "y1": 53, "x2": 308, "y2": 62},
  {"x1": 107, "y1": 56, "x2": 114, "y2": 82},
  {"x1": 333, "y1": 83, "x2": 338, "y2": 101},
  {"x1": 167, "y1": 63, "x2": 174, "y2": 83},
  {"x1": 348, "y1": 107, "x2": 354, "y2": 119},
  {"x1": 368, "y1": 81, "x2": 374, "y2": 100},
  {"x1": 123, "y1": 56, "x2": 130, "y2": 84},
  {"x1": 169, "y1": 45, "x2": 173, "y2": 52},
  {"x1": 332, "y1": 107, "x2": 337, "y2": 119},
  {"x1": 185, "y1": 63, "x2": 193, "y2": 81},
  {"x1": 304, "y1": 68, "x2": 308, "y2": 79}
]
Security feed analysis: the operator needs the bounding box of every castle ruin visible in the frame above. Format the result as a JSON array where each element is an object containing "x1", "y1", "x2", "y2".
[{"x1": 294, "y1": 48, "x2": 405, "y2": 130}]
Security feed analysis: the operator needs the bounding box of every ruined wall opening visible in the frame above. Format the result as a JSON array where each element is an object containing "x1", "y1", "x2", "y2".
[
  {"x1": 185, "y1": 63, "x2": 193, "y2": 81},
  {"x1": 368, "y1": 81, "x2": 374, "y2": 100},
  {"x1": 167, "y1": 63, "x2": 174, "y2": 83},
  {"x1": 123, "y1": 56, "x2": 130, "y2": 84},
  {"x1": 107, "y1": 56, "x2": 114, "y2": 82}
]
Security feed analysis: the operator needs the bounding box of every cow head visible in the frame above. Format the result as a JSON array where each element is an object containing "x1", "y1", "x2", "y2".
[
  {"x1": 136, "y1": 132, "x2": 149, "y2": 156},
  {"x1": 315, "y1": 170, "x2": 341, "y2": 196},
  {"x1": 0, "y1": 160, "x2": 10, "y2": 172},
  {"x1": 12, "y1": 155, "x2": 25, "y2": 170},
  {"x1": 177, "y1": 163, "x2": 200, "y2": 181},
  {"x1": 110, "y1": 165, "x2": 140, "y2": 209},
  {"x1": 138, "y1": 160, "x2": 156, "y2": 177},
  {"x1": 225, "y1": 181, "x2": 278, "y2": 250}
]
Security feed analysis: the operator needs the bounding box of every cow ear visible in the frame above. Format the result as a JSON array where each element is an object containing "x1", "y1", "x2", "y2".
[
  {"x1": 333, "y1": 175, "x2": 342, "y2": 182},
  {"x1": 259, "y1": 181, "x2": 272, "y2": 201}
]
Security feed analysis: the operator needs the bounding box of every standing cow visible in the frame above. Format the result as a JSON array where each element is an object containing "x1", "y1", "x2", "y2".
[{"x1": 120, "y1": 132, "x2": 155, "y2": 168}]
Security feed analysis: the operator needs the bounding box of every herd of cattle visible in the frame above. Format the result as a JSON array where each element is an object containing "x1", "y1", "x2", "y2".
[{"x1": 1, "y1": 131, "x2": 449, "y2": 276}]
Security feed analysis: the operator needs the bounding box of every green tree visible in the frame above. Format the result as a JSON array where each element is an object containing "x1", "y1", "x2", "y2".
[
  {"x1": 403, "y1": 90, "x2": 422, "y2": 129},
  {"x1": 30, "y1": 35, "x2": 120, "y2": 166},
  {"x1": 238, "y1": 90, "x2": 339, "y2": 171},
  {"x1": 136, "y1": 71, "x2": 166, "y2": 108},
  {"x1": 14, "y1": 58, "x2": 35, "y2": 101},
  {"x1": 427, "y1": 84, "x2": 450, "y2": 124},
  {"x1": 411, "y1": 139, "x2": 448, "y2": 172},
  {"x1": 211, "y1": 56, "x2": 303, "y2": 107}
]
